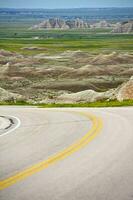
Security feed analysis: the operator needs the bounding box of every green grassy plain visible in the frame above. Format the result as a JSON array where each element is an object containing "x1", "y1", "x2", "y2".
[{"x1": 0, "y1": 21, "x2": 133, "y2": 55}]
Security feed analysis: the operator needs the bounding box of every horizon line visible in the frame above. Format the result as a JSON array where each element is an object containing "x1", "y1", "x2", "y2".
[{"x1": 0, "y1": 7, "x2": 133, "y2": 10}]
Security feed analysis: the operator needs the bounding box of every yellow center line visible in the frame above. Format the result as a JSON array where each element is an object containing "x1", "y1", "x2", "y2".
[{"x1": 0, "y1": 111, "x2": 103, "y2": 190}]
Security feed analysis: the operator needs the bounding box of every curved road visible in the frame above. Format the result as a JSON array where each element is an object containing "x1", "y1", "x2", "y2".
[{"x1": 0, "y1": 106, "x2": 133, "y2": 200}]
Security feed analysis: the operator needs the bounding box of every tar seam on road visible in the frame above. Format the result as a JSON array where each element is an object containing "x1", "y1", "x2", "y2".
[
  {"x1": 0, "y1": 111, "x2": 103, "y2": 190},
  {"x1": 0, "y1": 116, "x2": 21, "y2": 137}
]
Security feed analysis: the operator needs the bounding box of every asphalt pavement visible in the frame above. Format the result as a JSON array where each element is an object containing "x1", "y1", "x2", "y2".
[{"x1": 0, "y1": 106, "x2": 133, "y2": 200}]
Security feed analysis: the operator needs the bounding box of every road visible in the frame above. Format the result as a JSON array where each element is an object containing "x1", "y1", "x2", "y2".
[{"x1": 0, "y1": 106, "x2": 133, "y2": 200}]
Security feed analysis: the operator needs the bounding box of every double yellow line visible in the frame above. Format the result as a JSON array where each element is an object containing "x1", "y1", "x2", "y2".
[{"x1": 0, "y1": 111, "x2": 103, "y2": 190}]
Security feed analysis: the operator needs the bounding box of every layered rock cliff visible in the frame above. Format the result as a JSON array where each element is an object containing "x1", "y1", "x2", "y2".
[
  {"x1": 31, "y1": 18, "x2": 90, "y2": 29},
  {"x1": 112, "y1": 21, "x2": 133, "y2": 33},
  {"x1": 0, "y1": 87, "x2": 22, "y2": 102},
  {"x1": 57, "y1": 76, "x2": 133, "y2": 103}
]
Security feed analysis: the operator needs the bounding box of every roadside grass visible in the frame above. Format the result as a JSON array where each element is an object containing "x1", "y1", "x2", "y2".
[
  {"x1": 0, "y1": 100, "x2": 133, "y2": 107},
  {"x1": 0, "y1": 100, "x2": 31, "y2": 106},
  {"x1": 39, "y1": 100, "x2": 133, "y2": 108}
]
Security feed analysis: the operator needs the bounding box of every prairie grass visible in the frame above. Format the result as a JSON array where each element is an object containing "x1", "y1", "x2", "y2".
[{"x1": 0, "y1": 100, "x2": 133, "y2": 107}]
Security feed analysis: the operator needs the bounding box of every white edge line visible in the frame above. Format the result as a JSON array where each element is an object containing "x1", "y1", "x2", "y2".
[{"x1": 0, "y1": 116, "x2": 21, "y2": 137}]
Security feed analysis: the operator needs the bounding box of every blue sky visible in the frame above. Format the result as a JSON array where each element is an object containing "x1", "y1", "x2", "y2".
[{"x1": 0, "y1": 0, "x2": 133, "y2": 8}]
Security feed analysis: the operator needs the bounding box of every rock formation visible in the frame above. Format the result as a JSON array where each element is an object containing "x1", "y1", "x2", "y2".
[
  {"x1": 56, "y1": 89, "x2": 115, "y2": 103},
  {"x1": 0, "y1": 49, "x2": 15, "y2": 57},
  {"x1": 31, "y1": 19, "x2": 133, "y2": 32},
  {"x1": 57, "y1": 76, "x2": 133, "y2": 103},
  {"x1": 90, "y1": 52, "x2": 133, "y2": 65},
  {"x1": 0, "y1": 87, "x2": 22, "y2": 102},
  {"x1": 1, "y1": 48, "x2": 133, "y2": 103},
  {"x1": 112, "y1": 21, "x2": 133, "y2": 33},
  {"x1": 116, "y1": 76, "x2": 133, "y2": 101},
  {"x1": 90, "y1": 20, "x2": 112, "y2": 29},
  {"x1": 31, "y1": 18, "x2": 90, "y2": 29}
]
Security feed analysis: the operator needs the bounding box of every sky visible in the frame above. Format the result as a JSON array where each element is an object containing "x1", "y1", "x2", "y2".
[{"x1": 0, "y1": 0, "x2": 133, "y2": 9}]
